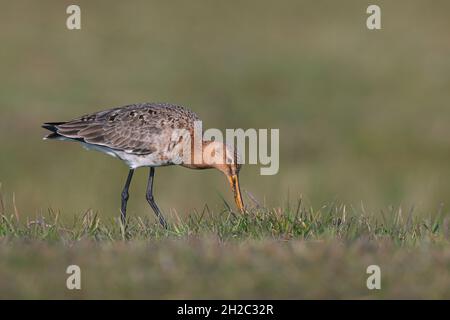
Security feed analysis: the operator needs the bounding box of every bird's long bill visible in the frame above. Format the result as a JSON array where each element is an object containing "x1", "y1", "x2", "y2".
[{"x1": 227, "y1": 174, "x2": 245, "y2": 213}]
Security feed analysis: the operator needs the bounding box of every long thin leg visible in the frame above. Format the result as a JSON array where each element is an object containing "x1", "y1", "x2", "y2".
[
  {"x1": 146, "y1": 167, "x2": 168, "y2": 229},
  {"x1": 121, "y1": 169, "x2": 135, "y2": 226}
]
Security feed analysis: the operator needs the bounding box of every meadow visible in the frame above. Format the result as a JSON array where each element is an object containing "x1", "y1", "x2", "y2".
[
  {"x1": 1, "y1": 200, "x2": 449, "y2": 299},
  {"x1": 1, "y1": 1, "x2": 450, "y2": 299}
]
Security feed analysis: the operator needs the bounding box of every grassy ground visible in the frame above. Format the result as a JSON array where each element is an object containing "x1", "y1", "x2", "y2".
[{"x1": 1, "y1": 195, "x2": 449, "y2": 299}]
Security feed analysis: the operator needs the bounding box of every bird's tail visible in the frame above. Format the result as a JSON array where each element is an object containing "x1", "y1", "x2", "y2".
[{"x1": 42, "y1": 122, "x2": 65, "y2": 140}]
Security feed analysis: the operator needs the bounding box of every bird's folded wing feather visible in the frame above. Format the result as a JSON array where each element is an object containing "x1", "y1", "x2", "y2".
[{"x1": 54, "y1": 107, "x2": 163, "y2": 155}]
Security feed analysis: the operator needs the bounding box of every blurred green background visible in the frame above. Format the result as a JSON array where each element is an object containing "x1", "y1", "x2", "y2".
[{"x1": 1, "y1": 0, "x2": 449, "y2": 220}]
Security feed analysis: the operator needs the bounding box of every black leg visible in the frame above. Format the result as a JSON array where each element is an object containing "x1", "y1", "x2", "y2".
[
  {"x1": 121, "y1": 169, "x2": 135, "y2": 226},
  {"x1": 146, "y1": 167, "x2": 168, "y2": 229}
]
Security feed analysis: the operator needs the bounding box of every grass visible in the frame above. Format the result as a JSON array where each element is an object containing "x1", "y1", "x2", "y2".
[
  {"x1": 1, "y1": 193, "x2": 449, "y2": 299},
  {"x1": 1, "y1": 199, "x2": 448, "y2": 245},
  {"x1": 3, "y1": 237, "x2": 450, "y2": 299}
]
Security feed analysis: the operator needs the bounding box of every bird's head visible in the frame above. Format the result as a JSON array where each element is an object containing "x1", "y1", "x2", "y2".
[{"x1": 200, "y1": 141, "x2": 245, "y2": 213}]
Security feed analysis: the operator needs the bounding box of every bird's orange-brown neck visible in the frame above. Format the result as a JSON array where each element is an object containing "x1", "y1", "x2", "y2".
[{"x1": 181, "y1": 140, "x2": 245, "y2": 213}]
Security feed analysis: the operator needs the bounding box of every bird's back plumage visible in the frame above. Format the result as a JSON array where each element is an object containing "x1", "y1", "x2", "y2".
[{"x1": 43, "y1": 102, "x2": 200, "y2": 168}]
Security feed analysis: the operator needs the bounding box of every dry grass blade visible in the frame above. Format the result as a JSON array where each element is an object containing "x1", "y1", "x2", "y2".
[
  {"x1": 0, "y1": 183, "x2": 4, "y2": 216},
  {"x1": 245, "y1": 190, "x2": 261, "y2": 209}
]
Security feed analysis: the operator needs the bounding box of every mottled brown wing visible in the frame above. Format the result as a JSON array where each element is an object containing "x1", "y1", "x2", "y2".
[{"x1": 52, "y1": 103, "x2": 199, "y2": 155}]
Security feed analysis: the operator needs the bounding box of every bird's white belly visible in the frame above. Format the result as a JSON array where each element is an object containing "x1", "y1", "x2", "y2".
[
  {"x1": 115, "y1": 150, "x2": 173, "y2": 168},
  {"x1": 81, "y1": 142, "x2": 174, "y2": 168}
]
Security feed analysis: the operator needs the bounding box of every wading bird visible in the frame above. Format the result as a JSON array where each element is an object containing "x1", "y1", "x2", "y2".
[{"x1": 42, "y1": 102, "x2": 245, "y2": 228}]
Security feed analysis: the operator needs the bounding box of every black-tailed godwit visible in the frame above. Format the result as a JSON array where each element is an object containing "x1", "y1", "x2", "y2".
[{"x1": 42, "y1": 103, "x2": 245, "y2": 228}]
